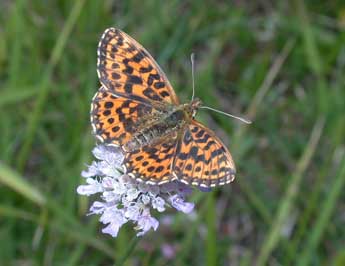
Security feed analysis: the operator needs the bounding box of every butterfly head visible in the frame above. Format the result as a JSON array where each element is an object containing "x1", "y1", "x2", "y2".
[{"x1": 185, "y1": 98, "x2": 202, "y2": 119}]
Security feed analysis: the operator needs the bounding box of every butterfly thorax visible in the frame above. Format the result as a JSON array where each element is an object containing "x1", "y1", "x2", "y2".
[{"x1": 123, "y1": 98, "x2": 202, "y2": 152}]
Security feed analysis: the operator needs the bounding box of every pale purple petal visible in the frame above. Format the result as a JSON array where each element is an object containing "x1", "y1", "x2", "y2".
[
  {"x1": 169, "y1": 195, "x2": 194, "y2": 213},
  {"x1": 119, "y1": 174, "x2": 131, "y2": 184},
  {"x1": 99, "y1": 161, "x2": 121, "y2": 178},
  {"x1": 81, "y1": 162, "x2": 102, "y2": 178},
  {"x1": 89, "y1": 201, "x2": 107, "y2": 215},
  {"x1": 126, "y1": 188, "x2": 140, "y2": 201},
  {"x1": 103, "y1": 147, "x2": 124, "y2": 166},
  {"x1": 76, "y1": 178, "x2": 103, "y2": 195},
  {"x1": 121, "y1": 195, "x2": 131, "y2": 207},
  {"x1": 101, "y1": 176, "x2": 116, "y2": 189},
  {"x1": 102, "y1": 222, "x2": 122, "y2": 237},
  {"x1": 91, "y1": 145, "x2": 113, "y2": 161},
  {"x1": 140, "y1": 194, "x2": 151, "y2": 205},
  {"x1": 109, "y1": 180, "x2": 127, "y2": 195},
  {"x1": 102, "y1": 191, "x2": 121, "y2": 202},
  {"x1": 152, "y1": 196, "x2": 166, "y2": 212},
  {"x1": 136, "y1": 212, "x2": 159, "y2": 236},
  {"x1": 100, "y1": 207, "x2": 126, "y2": 225},
  {"x1": 125, "y1": 204, "x2": 141, "y2": 220}
]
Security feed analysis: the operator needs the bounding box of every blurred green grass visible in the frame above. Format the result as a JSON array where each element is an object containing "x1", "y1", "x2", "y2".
[{"x1": 1, "y1": 1, "x2": 345, "y2": 265}]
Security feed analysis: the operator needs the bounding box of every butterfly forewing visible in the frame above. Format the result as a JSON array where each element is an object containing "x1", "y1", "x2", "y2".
[
  {"x1": 97, "y1": 28, "x2": 179, "y2": 106},
  {"x1": 91, "y1": 87, "x2": 155, "y2": 145}
]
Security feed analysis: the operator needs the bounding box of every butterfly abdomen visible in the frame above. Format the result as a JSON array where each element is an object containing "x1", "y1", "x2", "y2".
[{"x1": 124, "y1": 109, "x2": 186, "y2": 152}]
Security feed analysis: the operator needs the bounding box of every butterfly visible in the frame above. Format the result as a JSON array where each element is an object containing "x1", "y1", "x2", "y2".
[{"x1": 91, "y1": 28, "x2": 236, "y2": 188}]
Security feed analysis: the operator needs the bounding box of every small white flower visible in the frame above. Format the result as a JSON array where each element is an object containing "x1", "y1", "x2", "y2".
[
  {"x1": 124, "y1": 204, "x2": 141, "y2": 220},
  {"x1": 101, "y1": 209, "x2": 127, "y2": 237},
  {"x1": 77, "y1": 145, "x2": 195, "y2": 237},
  {"x1": 169, "y1": 195, "x2": 195, "y2": 214},
  {"x1": 89, "y1": 201, "x2": 106, "y2": 215},
  {"x1": 152, "y1": 196, "x2": 166, "y2": 212},
  {"x1": 100, "y1": 161, "x2": 121, "y2": 178},
  {"x1": 81, "y1": 162, "x2": 102, "y2": 178},
  {"x1": 77, "y1": 178, "x2": 103, "y2": 195},
  {"x1": 126, "y1": 187, "x2": 140, "y2": 201},
  {"x1": 135, "y1": 209, "x2": 159, "y2": 236},
  {"x1": 102, "y1": 191, "x2": 120, "y2": 202},
  {"x1": 92, "y1": 145, "x2": 123, "y2": 166},
  {"x1": 140, "y1": 194, "x2": 151, "y2": 205},
  {"x1": 111, "y1": 180, "x2": 127, "y2": 195},
  {"x1": 101, "y1": 176, "x2": 115, "y2": 189}
]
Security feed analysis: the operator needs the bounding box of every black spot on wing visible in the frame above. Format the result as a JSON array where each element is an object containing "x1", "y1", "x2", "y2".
[
  {"x1": 147, "y1": 73, "x2": 160, "y2": 86},
  {"x1": 147, "y1": 166, "x2": 155, "y2": 172},
  {"x1": 154, "y1": 81, "x2": 165, "y2": 89},
  {"x1": 103, "y1": 110, "x2": 111, "y2": 116},
  {"x1": 155, "y1": 166, "x2": 164, "y2": 173},
  {"x1": 143, "y1": 87, "x2": 161, "y2": 101},
  {"x1": 185, "y1": 164, "x2": 192, "y2": 171},
  {"x1": 160, "y1": 91, "x2": 170, "y2": 98},
  {"x1": 132, "y1": 52, "x2": 144, "y2": 63},
  {"x1": 112, "y1": 126, "x2": 120, "y2": 132},
  {"x1": 124, "y1": 84, "x2": 132, "y2": 93},
  {"x1": 139, "y1": 65, "x2": 153, "y2": 73},
  {"x1": 195, "y1": 129, "x2": 205, "y2": 138},
  {"x1": 123, "y1": 65, "x2": 134, "y2": 74},
  {"x1": 183, "y1": 130, "x2": 193, "y2": 145},
  {"x1": 104, "y1": 101, "x2": 114, "y2": 108},
  {"x1": 111, "y1": 72, "x2": 121, "y2": 80},
  {"x1": 128, "y1": 75, "x2": 142, "y2": 84}
]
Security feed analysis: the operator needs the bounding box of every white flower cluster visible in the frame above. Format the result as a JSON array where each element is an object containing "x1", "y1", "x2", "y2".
[{"x1": 77, "y1": 145, "x2": 195, "y2": 237}]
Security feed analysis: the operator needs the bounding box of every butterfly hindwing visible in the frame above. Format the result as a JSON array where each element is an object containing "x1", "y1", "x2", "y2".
[
  {"x1": 173, "y1": 121, "x2": 236, "y2": 187},
  {"x1": 97, "y1": 28, "x2": 179, "y2": 107},
  {"x1": 124, "y1": 137, "x2": 178, "y2": 185}
]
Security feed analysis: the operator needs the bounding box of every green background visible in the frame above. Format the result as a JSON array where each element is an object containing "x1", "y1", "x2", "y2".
[{"x1": 1, "y1": 1, "x2": 345, "y2": 265}]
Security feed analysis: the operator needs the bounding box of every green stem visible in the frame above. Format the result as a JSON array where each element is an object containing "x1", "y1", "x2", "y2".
[
  {"x1": 206, "y1": 191, "x2": 217, "y2": 266},
  {"x1": 115, "y1": 236, "x2": 140, "y2": 266}
]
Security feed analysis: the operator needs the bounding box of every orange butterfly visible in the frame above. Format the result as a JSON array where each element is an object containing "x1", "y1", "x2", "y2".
[{"x1": 91, "y1": 28, "x2": 236, "y2": 188}]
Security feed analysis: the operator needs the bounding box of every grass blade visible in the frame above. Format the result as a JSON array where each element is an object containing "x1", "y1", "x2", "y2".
[
  {"x1": 256, "y1": 116, "x2": 325, "y2": 265},
  {"x1": 0, "y1": 162, "x2": 46, "y2": 206},
  {"x1": 17, "y1": 0, "x2": 86, "y2": 171},
  {"x1": 297, "y1": 151, "x2": 345, "y2": 265}
]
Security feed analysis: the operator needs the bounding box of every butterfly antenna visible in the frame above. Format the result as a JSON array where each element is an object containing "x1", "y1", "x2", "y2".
[
  {"x1": 200, "y1": 106, "x2": 252, "y2": 124},
  {"x1": 191, "y1": 53, "x2": 195, "y2": 101}
]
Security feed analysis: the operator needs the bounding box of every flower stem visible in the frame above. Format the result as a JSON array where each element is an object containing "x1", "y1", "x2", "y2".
[{"x1": 115, "y1": 236, "x2": 140, "y2": 266}]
